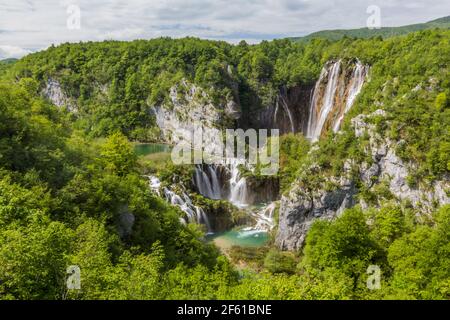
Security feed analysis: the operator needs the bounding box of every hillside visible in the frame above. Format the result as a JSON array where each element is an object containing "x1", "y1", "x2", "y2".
[{"x1": 291, "y1": 15, "x2": 450, "y2": 42}]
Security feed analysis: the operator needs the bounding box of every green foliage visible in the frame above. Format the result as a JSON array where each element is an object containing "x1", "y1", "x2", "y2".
[
  {"x1": 263, "y1": 249, "x2": 297, "y2": 274},
  {"x1": 99, "y1": 132, "x2": 137, "y2": 176}
]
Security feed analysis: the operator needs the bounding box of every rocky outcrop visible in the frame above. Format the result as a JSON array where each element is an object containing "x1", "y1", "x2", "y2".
[
  {"x1": 276, "y1": 109, "x2": 449, "y2": 251},
  {"x1": 276, "y1": 167, "x2": 357, "y2": 250},
  {"x1": 43, "y1": 78, "x2": 78, "y2": 113},
  {"x1": 352, "y1": 110, "x2": 449, "y2": 211},
  {"x1": 150, "y1": 80, "x2": 240, "y2": 144}
]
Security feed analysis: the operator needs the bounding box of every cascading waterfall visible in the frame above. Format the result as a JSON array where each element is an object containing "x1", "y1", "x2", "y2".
[
  {"x1": 273, "y1": 94, "x2": 295, "y2": 133},
  {"x1": 207, "y1": 165, "x2": 222, "y2": 199},
  {"x1": 228, "y1": 160, "x2": 248, "y2": 207},
  {"x1": 332, "y1": 61, "x2": 368, "y2": 132},
  {"x1": 307, "y1": 60, "x2": 342, "y2": 141},
  {"x1": 253, "y1": 202, "x2": 276, "y2": 231},
  {"x1": 280, "y1": 95, "x2": 295, "y2": 133},
  {"x1": 146, "y1": 176, "x2": 212, "y2": 233},
  {"x1": 307, "y1": 60, "x2": 368, "y2": 142},
  {"x1": 193, "y1": 165, "x2": 221, "y2": 200}
]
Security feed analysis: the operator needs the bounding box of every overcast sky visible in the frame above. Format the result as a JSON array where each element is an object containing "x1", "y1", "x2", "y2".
[{"x1": 0, "y1": 0, "x2": 449, "y2": 59}]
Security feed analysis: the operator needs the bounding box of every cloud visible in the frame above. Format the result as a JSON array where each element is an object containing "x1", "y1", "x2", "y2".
[
  {"x1": 0, "y1": 0, "x2": 449, "y2": 54},
  {"x1": 0, "y1": 45, "x2": 32, "y2": 59}
]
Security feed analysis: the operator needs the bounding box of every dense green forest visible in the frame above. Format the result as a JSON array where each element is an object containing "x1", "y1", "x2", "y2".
[{"x1": 0, "y1": 29, "x2": 449, "y2": 299}]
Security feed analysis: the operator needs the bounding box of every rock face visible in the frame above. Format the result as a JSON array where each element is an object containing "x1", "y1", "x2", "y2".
[
  {"x1": 150, "y1": 80, "x2": 240, "y2": 144},
  {"x1": 352, "y1": 110, "x2": 450, "y2": 211},
  {"x1": 243, "y1": 84, "x2": 314, "y2": 135},
  {"x1": 43, "y1": 79, "x2": 78, "y2": 113},
  {"x1": 276, "y1": 170, "x2": 357, "y2": 251},
  {"x1": 276, "y1": 109, "x2": 449, "y2": 251}
]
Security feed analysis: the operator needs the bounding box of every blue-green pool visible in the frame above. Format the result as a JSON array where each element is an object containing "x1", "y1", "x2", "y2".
[
  {"x1": 207, "y1": 229, "x2": 269, "y2": 248},
  {"x1": 134, "y1": 143, "x2": 172, "y2": 157}
]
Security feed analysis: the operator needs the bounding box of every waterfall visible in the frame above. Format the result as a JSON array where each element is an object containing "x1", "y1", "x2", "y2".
[
  {"x1": 228, "y1": 160, "x2": 248, "y2": 207},
  {"x1": 307, "y1": 60, "x2": 368, "y2": 142},
  {"x1": 207, "y1": 165, "x2": 222, "y2": 199},
  {"x1": 332, "y1": 61, "x2": 368, "y2": 132},
  {"x1": 307, "y1": 60, "x2": 341, "y2": 141},
  {"x1": 146, "y1": 176, "x2": 212, "y2": 233},
  {"x1": 273, "y1": 94, "x2": 295, "y2": 133},
  {"x1": 280, "y1": 95, "x2": 295, "y2": 133},
  {"x1": 193, "y1": 165, "x2": 221, "y2": 200},
  {"x1": 253, "y1": 202, "x2": 276, "y2": 231}
]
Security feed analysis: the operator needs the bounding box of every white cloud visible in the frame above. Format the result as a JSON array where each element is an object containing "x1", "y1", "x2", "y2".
[
  {"x1": 0, "y1": 45, "x2": 32, "y2": 59},
  {"x1": 0, "y1": 0, "x2": 448, "y2": 55}
]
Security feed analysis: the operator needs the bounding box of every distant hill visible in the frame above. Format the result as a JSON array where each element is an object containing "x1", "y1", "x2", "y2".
[
  {"x1": 0, "y1": 58, "x2": 18, "y2": 64},
  {"x1": 291, "y1": 15, "x2": 450, "y2": 42}
]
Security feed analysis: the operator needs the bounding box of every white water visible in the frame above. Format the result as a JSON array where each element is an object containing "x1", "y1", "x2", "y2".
[
  {"x1": 228, "y1": 160, "x2": 248, "y2": 207},
  {"x1": 193, "y1": 165, "x2": 221, "y2": 200},
  {"x1": 333, "y1": 61, "x2": 368, "y2": 132},
  {"x1": 253, "y1": 202, "x2": 276, "y2": 231},
  {"x1": 307, "y1": 60, "x2": 368, "y2": 141},
  {"x1": 274, "y1": 95, "x2": 295, "y2": 133},
  {"x1": 307, "y1": 60, "x2": 342, "y2": 141},
  {"x1": 147, "y1": 175, "x2": 212, "y2": 233},
  {"x1": 207, "y1": 165, "x2": 222, "y2": 199},
  {"x1": 280, "y1": 95, "x2": 295, "y2": 133}
]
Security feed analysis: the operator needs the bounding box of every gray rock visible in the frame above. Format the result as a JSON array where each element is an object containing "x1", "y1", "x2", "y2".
[{"x1": 43, "y1": 78, "x2": 77, "y2": 113}]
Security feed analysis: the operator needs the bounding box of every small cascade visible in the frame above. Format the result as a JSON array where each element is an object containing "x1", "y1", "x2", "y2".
[
  {"x1": 146, "y1": 176, "x2": 212, "y2": 233},
  {"x1": 307, "y1": 60, "x2": 368, "y2": 142},
  {"x1": 280, "y1": 95, "x2": 295, "y2": 133},
  {"x1": 193, "y1": 165, "x2": 221, "y2": 200},
  {"x1": 273, "y1": 94, "x2": 295, "y2": 133},
  {"x1": 253, "y1": 202, "x2": 276, "y2": 231},
  {"x1": 228, "y1": 160, "x2": 248, "y2": 207}
]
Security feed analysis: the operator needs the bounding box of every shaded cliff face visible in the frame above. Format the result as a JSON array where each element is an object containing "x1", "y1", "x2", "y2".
[
  {"x1": 242, "y1": 84, "x2": 314, "y2": 135},
  {"x1": 307, "y1": 60, "x2": 369, "y2": 141}
]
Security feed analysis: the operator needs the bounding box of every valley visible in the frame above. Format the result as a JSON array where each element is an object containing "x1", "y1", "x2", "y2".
[{"x1": 0, "y1": 26, "x2": 448, "y2": 300}]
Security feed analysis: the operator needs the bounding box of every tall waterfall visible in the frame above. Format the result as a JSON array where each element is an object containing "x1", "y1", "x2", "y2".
[
  {"x1": 307, "y1": 60, "x2": 368, "y2": 141},
  {"x1": 307, "y1": 60, "x2": 341, "y2": 141},
  {"x1": 332, "y1": 61, "x2": 368, "y2": 132},
  {"x1": 193, "y1": 165, "x2": 222, "y2": 200},
  {"x1": 147, "y1": 176, "x2": 212, "y2": 233}
]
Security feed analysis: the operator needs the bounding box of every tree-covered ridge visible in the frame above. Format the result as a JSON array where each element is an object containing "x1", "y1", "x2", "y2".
[{"x1": 290, "y1": 15, "x2": 450, "y2": 43}]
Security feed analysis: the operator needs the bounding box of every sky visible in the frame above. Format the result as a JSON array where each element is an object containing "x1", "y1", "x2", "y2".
[{"x1": 0, "y1": 0, "x2": 449, "y2": 59}]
